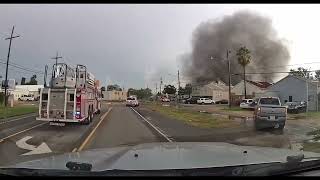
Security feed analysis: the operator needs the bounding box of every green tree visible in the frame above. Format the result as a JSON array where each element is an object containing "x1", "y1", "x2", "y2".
[
  {"x1": 290, "y1": 67, "x2": 312, "y2": 79},
  {"x1": 100, "y1": 86, "x2": 106, "y2": 91},
  {"x1": 185, "y1": 83, "x2": 192, "y2": 98},
  {"x1": 178, "y1": 87, "x2": 185, "y2": 95},
  {"x1": 25, "y1": 75, "x2": 38, "y2": 85},
  {"x1": 236, "y1": 46, "x2": 251, "y2": 98},
  {"x1": 20, "y1": 77, "x2": 26, "y2": 85},
  {"x1": 163, "y1": 84, "x2": 176, "y2": 95},
  {"x1": 315, "y1": 70, "x2": 320, "y2": 81},
  {"x1": 127, "y1": 88, "x2": 152, "y2": 100}
]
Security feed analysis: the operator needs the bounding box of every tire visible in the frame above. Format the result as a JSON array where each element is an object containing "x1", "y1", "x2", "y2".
[
  {"x1": 96, "y1": 109, "x2": 101, "y2": 114},
  {"x1": 90, "y1": 107, "x2": 94, "y2": 122}
]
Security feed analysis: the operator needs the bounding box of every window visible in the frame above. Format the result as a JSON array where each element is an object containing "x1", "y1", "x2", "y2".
[{"x1": 289, "y1": 96, "x2": 292, "y2": 102}]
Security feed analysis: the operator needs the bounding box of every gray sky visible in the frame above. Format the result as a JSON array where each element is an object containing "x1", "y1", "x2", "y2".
[{"x1": 1, "y1": 4, "x2": 320, "y2": 90}]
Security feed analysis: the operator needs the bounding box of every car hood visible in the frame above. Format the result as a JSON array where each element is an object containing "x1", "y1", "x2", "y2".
[{"x1": 3, "y1": 142, "x2": 320, "y2": 171}]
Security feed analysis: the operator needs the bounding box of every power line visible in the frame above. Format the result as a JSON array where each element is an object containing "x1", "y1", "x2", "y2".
[{"x1": 0, "y1": 61, "x2": 44, "y2": 74}]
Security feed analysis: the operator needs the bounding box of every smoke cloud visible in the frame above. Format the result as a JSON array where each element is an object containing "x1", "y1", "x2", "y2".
[{"x1": 181, "y1": 10, "x2": 290, "y2": 85}]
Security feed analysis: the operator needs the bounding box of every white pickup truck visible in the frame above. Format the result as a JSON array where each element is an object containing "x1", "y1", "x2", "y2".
[{"x1": 254, "y1": 97, "x2": 287, "y2": 131}]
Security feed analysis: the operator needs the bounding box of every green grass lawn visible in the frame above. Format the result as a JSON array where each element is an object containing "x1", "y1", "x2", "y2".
[
  {"x1": 0, "y1": 104, "x2": 38, "y2": 119},
  {"x1": 144, "y1": 102, "x2": 240, "y2": 129}
]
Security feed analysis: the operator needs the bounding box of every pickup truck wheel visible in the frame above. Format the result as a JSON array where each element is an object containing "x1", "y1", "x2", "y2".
[{"x1": 90, "y1": 108, "x2": 94, "y2": 122}]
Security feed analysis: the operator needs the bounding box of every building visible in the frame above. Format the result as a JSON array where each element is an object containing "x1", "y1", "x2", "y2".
[
  {"x1": 11, "y1": 85, "x2": 44, "y2": 101},
  {"x1": 102, "y1": 90, "x2": 127, "y2": 101},
  {"x1": 259, "y1": 75, "x2": 319, "y2": 111},
  {"x1": 231, "y1": 80, "x2": 272, "y2": 96},
  {"x1": 191, "y1": 80, "x2": 229, "y2": 101}
]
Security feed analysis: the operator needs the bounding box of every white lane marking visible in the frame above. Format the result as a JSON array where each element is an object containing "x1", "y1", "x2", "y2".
[
  {"x1": 130, "y1": 107, "x2": 173, "y2": 142},
  {"x1": 0, "y1": 114, "x2": 37, "y2": 125},
  {"x1": 16, "y1": 136, "x2": 52, "y2": 155},
  {"x1": 0, "y1": 122, "x2": 47, "y2": 143}
]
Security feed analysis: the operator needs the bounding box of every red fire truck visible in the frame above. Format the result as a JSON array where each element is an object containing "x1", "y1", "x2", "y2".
[{"x1": 36, "y1": 63, "x2": 102, "y2": 126}]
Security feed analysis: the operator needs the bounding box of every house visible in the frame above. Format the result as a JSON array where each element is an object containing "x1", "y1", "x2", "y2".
[
  {"x1": 231, "y1": 80, "x2": 272, "y2": 96},
  {"x1": 259, "y1": 75, "x2": 319, "y2": 111},
  {"x1": 102, "y1": 90, "x2": 127, "y2": 101},
  {"x1": 191, "y1": 80, "x2": 229, "y2": 101}
]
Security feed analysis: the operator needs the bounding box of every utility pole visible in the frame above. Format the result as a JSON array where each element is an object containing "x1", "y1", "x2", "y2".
[
  {"x1": 4, "y1": 26, "x2": 20, "y2": 107},
  {"x1": 155, "y1": 83, "x2": 158, "y2": 94},
  {"x1": 178, "y1": 70, "x2": 181, "y2": 103},
  {"x1": 51, "y1": 51, "x2": 62, "y2": 67},
  {"x1": 44, "y1": 65, "x2": 48, "y2": 87},
  {"x1": 160, "y1": 77, "x2": 163, "y2": 95},
  {"x1": 227, "y1": 50, "x2": 232, "y2": 109}
]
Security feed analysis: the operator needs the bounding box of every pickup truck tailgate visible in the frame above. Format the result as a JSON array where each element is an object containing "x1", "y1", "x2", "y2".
[{"x1": 259, "y1": 105, "x2": 286, "y2": 117}]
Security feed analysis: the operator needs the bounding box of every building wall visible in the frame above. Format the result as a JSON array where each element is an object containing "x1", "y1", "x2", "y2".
[
  {"x1": 267, "y1": 76, "x2": 318, "y2": 111},
  {"x1": 191, "y1": 81, "x2": 229, "y2": 101},
  {"x1": 231, "y1": 80, "x2": 264, "y2": 96},
  {"x1": 102, "y1": 90, "x2": 127, "y2": 101}
]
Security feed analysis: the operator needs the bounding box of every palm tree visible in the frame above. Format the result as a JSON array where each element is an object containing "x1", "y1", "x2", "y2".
[{"x1": 236, "y1": 46, "x2": 251, "y2": 99}]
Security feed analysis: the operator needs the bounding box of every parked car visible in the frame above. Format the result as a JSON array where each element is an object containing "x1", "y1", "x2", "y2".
[
  {"x1": 18, "y1": 94, "x2": 35, "y2": 101},
  {"x1": 240, "y1": 99, "x2": 253, "y2": 109},
  {"x1": 184, "y1": 97, "x2": 199, "y2": 104},
  {"x1": 161, "y1": 97, "x2": 170, "y2": 102},
  {"x1": 254, "y1": 97, "x2": 287, "y2": 131},
  {"x1": 126, "y1": 96, "x2": 139, "y2": 107},
  {"x1": 215, "y1": 99, "x2": 228, "y2": 104},
  {"x1": 197, "y1": 98, "x2": 215, "y2": 105},
  {"x1": 284, "y1": 101, "x2": 307, "y2": 114}
]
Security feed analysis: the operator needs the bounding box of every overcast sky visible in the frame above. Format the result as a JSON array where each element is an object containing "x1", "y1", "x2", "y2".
[{"x1": 0, "y1": 4, "x2": 320, "y2": 90}]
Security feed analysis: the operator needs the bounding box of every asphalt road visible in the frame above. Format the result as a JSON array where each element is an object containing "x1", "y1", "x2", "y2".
[
  {"x1": 0, "y1": 104, "x2": 109, "y2": 166},
  {"x1": 81, "y1": 103, "x2": 164, "y2": 151},
  {"x1": 0, "y1": 101, "x2": 318, "y2": 167},
  {"x1": 0, "y1": 102, "x2": 167, "y2": 166}
]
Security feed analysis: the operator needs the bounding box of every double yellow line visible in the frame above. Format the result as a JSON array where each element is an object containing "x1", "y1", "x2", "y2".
[{"x1": 72, "y1": 107, "x2": 113, "y2": 152}]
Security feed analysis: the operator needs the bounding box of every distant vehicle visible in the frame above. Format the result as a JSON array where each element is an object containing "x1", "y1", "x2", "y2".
[
  {"x1": 161, "y1": 97, "x2": 170, "y2": 102},
  {"x1": 126, "y1": 96, "x2": 139, "y2": 107},
  {"x1": 197, "y1": 98, "x2": 214, "y2": 105},
  {"x1": 254, "y1": 97, "x2": 287, "y2": 131},
  {"x1": 240, "y1": 99, "x2": 253, "y2": 109},
  {"x1": 184, "y1": 97, "x2": 198, "y2": 104},
  {"x1": 18, "y1": 94, "x2": 35, "y2": 101},
  {"x1": 284, "y1": 101, "x2": 307, "y2": 114},
  {"x1": 215, "y1": 99, "x2": 228, "y2": 104}
]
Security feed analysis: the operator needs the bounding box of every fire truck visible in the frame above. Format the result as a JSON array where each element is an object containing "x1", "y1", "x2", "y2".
[{"x1": 36, "y1": 63, "x2": 102, "y2": 126}]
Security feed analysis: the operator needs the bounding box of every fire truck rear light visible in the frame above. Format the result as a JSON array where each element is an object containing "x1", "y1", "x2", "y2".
[{"x1": 76, "y1": 111, "x2": 80, "y2": 115}]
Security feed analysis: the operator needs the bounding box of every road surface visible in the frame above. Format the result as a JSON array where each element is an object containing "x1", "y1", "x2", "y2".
[{"x1": 0, "y1": 101, "x2": 318, "y2": 166}]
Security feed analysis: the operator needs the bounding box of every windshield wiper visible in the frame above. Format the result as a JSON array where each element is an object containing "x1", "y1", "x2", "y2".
[{"x1": 66, "y1": 161, "x2": 92, "y2": 171}]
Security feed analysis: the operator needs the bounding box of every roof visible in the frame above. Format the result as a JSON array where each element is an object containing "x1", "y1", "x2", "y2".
[
  {"x1": 15, "y1": 85, "x2": 44, "y2": 91},
  {"x1": 268, "y1": 74, "x2": 318, "y2": 90},
  {"x1": 247, "y1": 81, "x2": 272, "y2": 89}
]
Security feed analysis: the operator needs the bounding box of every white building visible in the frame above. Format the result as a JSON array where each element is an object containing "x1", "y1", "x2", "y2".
[
  {"x1": 102, "y1": 90, "x2": 127, "y2": 101},
  {"x1": 11, "y1": 85, "x2": 44, "y2": 101},
  {"x1": 191, "y1": 80, "x2": 229, "y2": 101}
]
